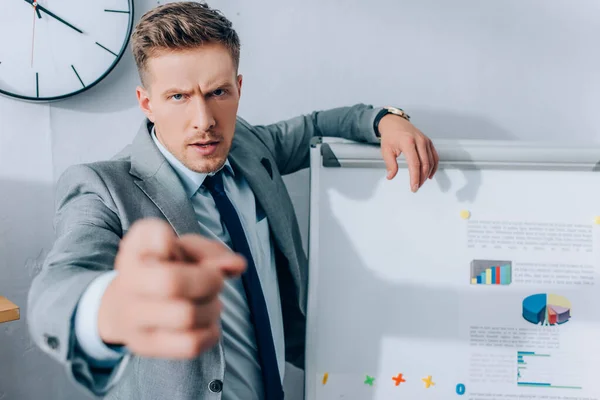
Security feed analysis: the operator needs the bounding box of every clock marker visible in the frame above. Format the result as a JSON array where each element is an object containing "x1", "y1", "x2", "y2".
[
  {"x1": 36, "y1": 72, "x2": 39, "y2": 98},
  {"x1": 104, "y1": 9, "x2": 130, "y2": 14},
  {"x1": 96, "y1": 42, "x2": 118, "y2": 57},
  {"x1": 71, "y1": 65, "x2": 85, "y2": 88}
]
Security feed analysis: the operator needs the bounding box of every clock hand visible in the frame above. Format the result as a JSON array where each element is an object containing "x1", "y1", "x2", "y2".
[
  {"x1": 23, "y1": 0, "x2": 84, "y2": 34},
  {"x1": 31, "y1": 1, "x2": 37, "y2": 66},
  {"x1": 23, "y1": 0, "x2": 42, "y2": 18},
  {"x1": 33, "y1": 1, "x2": 41, "y2": 18},
  {"x1": 37, "y1": 4, "x2": 84, "y2": 33}
]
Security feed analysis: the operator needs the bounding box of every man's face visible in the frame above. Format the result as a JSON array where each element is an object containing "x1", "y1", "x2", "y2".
[{"x1": 137, "y1": 43, "x2": 242, "y2": 173}]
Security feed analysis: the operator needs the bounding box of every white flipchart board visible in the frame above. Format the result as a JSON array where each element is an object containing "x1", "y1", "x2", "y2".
[{"x1": 305, "y1": 137, "x2": 600, "y2": 400}]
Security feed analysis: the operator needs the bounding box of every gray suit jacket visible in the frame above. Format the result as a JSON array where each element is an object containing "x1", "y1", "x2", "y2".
[{"x1": 27, "y1": 104, "x2": 381, "y2": 399}]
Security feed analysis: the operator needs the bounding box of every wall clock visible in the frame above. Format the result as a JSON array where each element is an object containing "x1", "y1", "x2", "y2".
[{"x1": 0, "y1": 0, "x2": 134, "y2": 102}]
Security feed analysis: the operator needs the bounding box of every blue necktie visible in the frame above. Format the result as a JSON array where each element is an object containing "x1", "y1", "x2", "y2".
[{"x1": 203, "y1": 171, "x2": 284, "y2": 400}]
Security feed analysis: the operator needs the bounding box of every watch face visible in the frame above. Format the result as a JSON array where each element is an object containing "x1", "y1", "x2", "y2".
[
  {"x1": 385, "y1": 106, "x2": 410, "y2": 120},
  {"x1": 0, "y1": 0, "x2": 134, "y2": 102}
]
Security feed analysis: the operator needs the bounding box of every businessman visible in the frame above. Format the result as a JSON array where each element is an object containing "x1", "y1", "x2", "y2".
[{"x1": 27, "y1": 2, "x2": 439, "y2": 399}]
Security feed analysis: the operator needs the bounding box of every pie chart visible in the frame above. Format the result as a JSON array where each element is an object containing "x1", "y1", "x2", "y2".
[{"x1": 522, "y1": 293, "x2": 571, "y2": 325}]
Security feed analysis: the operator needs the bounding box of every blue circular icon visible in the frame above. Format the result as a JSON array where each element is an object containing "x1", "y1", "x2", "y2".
[{"x1": 456, "y1": 383, "x2": 466, "y2": 395}]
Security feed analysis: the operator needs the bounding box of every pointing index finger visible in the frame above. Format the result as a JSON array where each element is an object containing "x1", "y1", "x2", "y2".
[{"x1": 178, "y1": 234, "x2": 246, "y2": 277}]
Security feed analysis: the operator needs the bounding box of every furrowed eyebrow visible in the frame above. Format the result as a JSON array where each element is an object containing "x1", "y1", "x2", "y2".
[
  {"x1": 207, "y1": 82, "x2": 235, "y2": 91},
  {"x1": 162, "y1": 87, "x2": 193, "y2": 97},
  {"x1": 161, "y1": 81, "x2": 235, "y2": 97}
]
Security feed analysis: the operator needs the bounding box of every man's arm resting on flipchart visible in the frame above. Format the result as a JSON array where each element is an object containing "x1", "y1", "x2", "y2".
[
  {"x1": 238, "y1": 103, "x2": 382, "y2": 176},
  {"x1": 27, "y1": 164, "x2": 132, "y2": 398}
]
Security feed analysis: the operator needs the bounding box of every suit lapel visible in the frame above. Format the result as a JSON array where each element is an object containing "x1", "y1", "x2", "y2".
[
  {"x1": 228, "y1": 143, "x2": 294, "y2": 260},
  {"x1": 129, "y1": 120, "x2": 201, "y2": 237}
]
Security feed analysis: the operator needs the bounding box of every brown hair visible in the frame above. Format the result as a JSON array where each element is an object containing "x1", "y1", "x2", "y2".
[{"x1": 131, "y1": 1, "x2": 240, "y2": 86}]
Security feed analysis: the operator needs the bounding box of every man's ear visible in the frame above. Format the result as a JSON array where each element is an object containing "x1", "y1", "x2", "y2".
[
  {"x1": 137, "y1": 86, "x2": 155, "y2": 123},
  {"x1": 236, "y1": 74, "x2": 243, "y2": 97}
]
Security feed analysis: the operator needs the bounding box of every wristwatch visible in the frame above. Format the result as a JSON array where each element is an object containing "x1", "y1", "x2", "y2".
[{"x1": 373, "y1": 106, "x2": 411, "y2": 137}]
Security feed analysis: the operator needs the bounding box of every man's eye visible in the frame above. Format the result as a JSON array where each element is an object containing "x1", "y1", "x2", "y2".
[
  {"x1": 213, "y1": 89, "x2": 227, "y2": 97},
  {"x1": 172, "y1": 94, "x2": 184, "y2": 100}
]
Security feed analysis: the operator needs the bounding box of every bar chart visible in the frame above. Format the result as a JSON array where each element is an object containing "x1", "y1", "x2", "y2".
[
  {"x1": 517, "y1": 351, "x2": 582, "y2": 390},
  {"x1": 470, "y1": 260, "x2": 512, "y2": 285}
]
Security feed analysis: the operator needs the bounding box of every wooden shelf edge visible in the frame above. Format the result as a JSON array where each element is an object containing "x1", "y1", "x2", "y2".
[{"x1": 0, "y1": 296, "x2": 20, "y2": 324}]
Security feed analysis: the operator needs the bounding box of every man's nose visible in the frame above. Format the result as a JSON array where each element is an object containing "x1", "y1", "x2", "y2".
[{"x1": 192, "y1": 98, "x2": 216, "y2": 132}]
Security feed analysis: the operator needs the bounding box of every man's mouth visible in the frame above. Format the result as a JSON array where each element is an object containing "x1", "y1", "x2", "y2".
[{"x1": 190, "y1": 141, "x2": 220, "y2": 155}]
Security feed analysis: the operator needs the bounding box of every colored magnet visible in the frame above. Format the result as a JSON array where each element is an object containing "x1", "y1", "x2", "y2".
[
  {"x1": 460, "y1": 210, "x2": 471, "y2": 220},
  {"x1": 594, "y1": 216, "x2": 600, "y2": 225},
  {"x1": 392, "y1": 373, "x2": 406, "y2": 386},
  {"x1": 364, "y1": 375, "x2": 375, "y2": 386},
  {"x1": 422, "y1": 375, "x2": 435, "y2": 388},
  {"x1": 322, "y1": 373, "x2": 328, "y2": 385}
]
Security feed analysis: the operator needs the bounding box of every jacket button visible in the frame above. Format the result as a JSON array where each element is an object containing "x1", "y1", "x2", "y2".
[
  {"x1": 44, "y1": 335, "x2": 60, "y2": 350},
  {"x1": 208, "y1": 379, "x2": 223, "y2": 393}
]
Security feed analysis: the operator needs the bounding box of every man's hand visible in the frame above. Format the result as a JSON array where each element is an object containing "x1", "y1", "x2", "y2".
[
  {"x1": 97, "y1": 219, "x2": 246, "y2": 359},
  {"x1": 378, "y1": 114, "x2": 439, "y2": 192}
]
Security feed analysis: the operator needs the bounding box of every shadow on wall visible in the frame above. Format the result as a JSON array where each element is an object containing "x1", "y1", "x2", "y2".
[{"x1": 0, "y1": 178, "x2": 95, "y2": 400}]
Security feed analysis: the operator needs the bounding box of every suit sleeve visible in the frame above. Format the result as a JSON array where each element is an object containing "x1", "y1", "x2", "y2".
[
  {"x1": 27, "y1": 164, "x2": 132, "y2": 398},
  {"x1": 238, "y1": 103, "x2": 382, "y2": 176}
]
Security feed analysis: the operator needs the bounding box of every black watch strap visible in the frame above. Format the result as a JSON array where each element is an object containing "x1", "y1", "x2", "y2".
[{"x1": 373, "y1": 108, "x2": 390, "y2": 138}]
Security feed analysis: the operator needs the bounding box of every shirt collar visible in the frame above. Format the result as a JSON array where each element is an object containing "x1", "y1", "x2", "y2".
[{"x1": 151, "y1": 126, "x2": 233, "y2": 198}]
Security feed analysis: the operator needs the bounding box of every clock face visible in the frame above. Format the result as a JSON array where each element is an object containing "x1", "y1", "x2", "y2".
[{"x1": 0, "y1": 0, "x2": 134, "y2": 102}]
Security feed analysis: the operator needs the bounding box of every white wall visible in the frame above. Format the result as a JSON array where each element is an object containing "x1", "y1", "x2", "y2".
[{"x1": 1, "y1": 0, "x2": 599, "y2": 399}]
